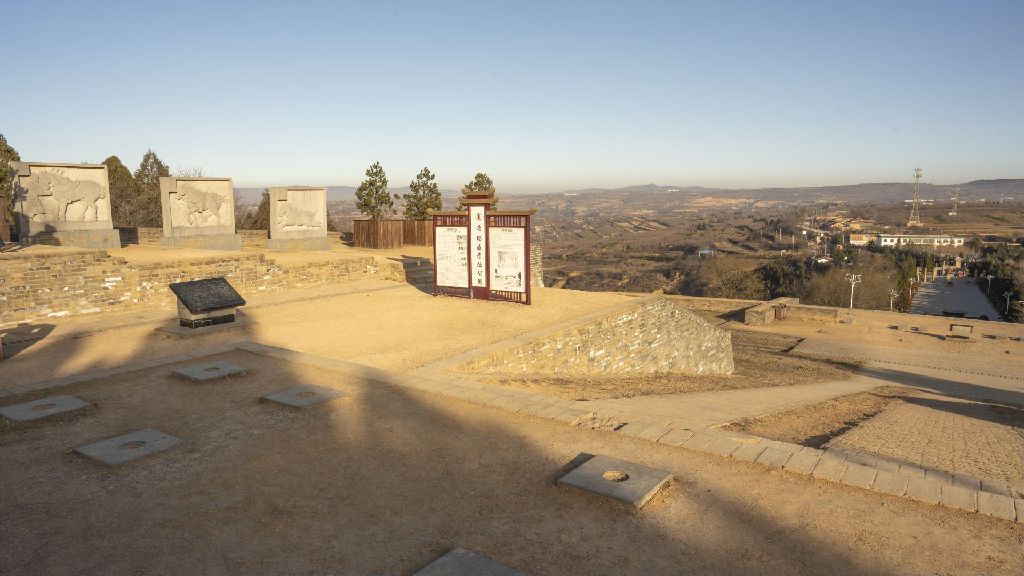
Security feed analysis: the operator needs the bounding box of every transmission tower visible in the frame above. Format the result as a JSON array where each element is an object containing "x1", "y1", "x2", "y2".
[
  {"x1": 948, "y1": 186, "x2": 959, "y2": 217},
  {"x1": 908, "y1": 166, "x2": 923, "y2": 227}
]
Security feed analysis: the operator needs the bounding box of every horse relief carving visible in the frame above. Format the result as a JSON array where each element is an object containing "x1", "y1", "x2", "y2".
[
  {"x1": 175, "y1": 183, "x2": 226, "y2": 226},
  {"x1": 22, "y1": 170, "x2": 107, "y2": 222},
  {"x1": 277, "y1": 201, "x2": 324, "y2": 230}
]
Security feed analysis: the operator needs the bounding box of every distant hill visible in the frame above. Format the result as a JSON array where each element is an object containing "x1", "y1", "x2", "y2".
[{"x1": 234, "y1": 186, "x2": 459, "y2": 205}]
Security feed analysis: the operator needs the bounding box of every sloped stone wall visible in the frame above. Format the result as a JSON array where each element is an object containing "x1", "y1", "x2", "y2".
[{"x1": 461, "y1": 296, "x2": 734, "y2": 375}]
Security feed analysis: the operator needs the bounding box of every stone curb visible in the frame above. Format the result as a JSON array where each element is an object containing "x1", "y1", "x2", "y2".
[{"x1": 4, "y1": 341, "x2": 1021, "y2": 525}]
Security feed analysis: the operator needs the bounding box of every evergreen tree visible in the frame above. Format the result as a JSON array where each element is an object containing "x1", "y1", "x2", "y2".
[
  {"x1": 0, "y1": 134, "x2": 22, "y2": 242},
  {"x1": 355, "y1": 161, "x2": 395, "y2": 220},
  {"x1": 102, "y1": 155, "x2": 142, "y2": 227},
  {"x1": 241, "y1": 189, "x2": 270, "y2": 230},
  {"x1": 132, "y1": 149, "x2": 170, "y2": 227},
  {"x1": 403, "y1": 167, "x2": 441, "y2": 220},
  {"x1": 464, "y1": 172, "x2": 494, "y2": 193},
  {"x1": 460, "y1": 172, "x2": 496, "y2": 209}
]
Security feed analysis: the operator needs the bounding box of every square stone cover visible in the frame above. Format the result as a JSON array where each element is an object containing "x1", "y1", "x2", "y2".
[
  {"x1": 75, "y1": 428, "x2": 182, "y2": 466},
  {"x1": 413, "y1": 547, "x2": 525, "y2": 576},
  {"x1": 557, "y1": 454, "x2": 673, "y2": 509},
  {"x1": 0, "y1": 395, "x2": 90, "y2": 422},
  {"x1": 172, "y1": 361, "x2": 246, "y2": 382},
  {"x1": 261, "y1": 385, "x2": 345, "y2": 408}
]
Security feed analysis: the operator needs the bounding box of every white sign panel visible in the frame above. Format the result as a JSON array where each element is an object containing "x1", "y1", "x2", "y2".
[
  {"x1": 488, "y1": 227, "x2": 526, "y2": 293},
  {"x1": 435, "y1": 226, "x2": 469, "y2": 288},
  {"x1": 469, "y1": 206, "x2": 487, "y2": 287}
]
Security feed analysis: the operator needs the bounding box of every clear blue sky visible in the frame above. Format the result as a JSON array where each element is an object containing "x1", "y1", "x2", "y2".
[{"x1": 4, "y1": 0, "x2": 1022, "y2": 193}]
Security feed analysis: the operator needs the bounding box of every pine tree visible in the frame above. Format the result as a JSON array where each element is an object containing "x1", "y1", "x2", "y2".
[
  {"x1": 132, "y1": 149, "x2": 170, "y2": 227},
  {"x1": 0, "y1": 134, "x2": 22, "y2": 242},
  {"x1": 460, "y1": 172, "x2": 496, "y2": 209},
  {"x1": 403, "y1": 167, "x2": 441, "y2": 220},
  {"x1": 355, "y1": 161, "x2": 395, "y2": 220},
  {"x1": 241, "y1": 190, "x2": 270, "y2": 230},
  {"x1": 103, "y1": 156, "x2": 142, "y2": 227},
  {"x1": 464, "y1": 172, "x2": 494, "y2": 193}
]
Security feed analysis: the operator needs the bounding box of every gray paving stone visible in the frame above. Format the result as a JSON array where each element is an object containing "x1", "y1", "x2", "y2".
[
  {"x1": 940, "y1": 484, "x2": 978, "y2": 512},
  {"x1": 413, "y1": 547, "x2": 524, "y2": 576},
  {"x1": 635, "y1": 425, "x2": 672, "y2": 442},
  {"x1": 811, "y1": 453, "x2": 849, "y2": 482},
  {"x1": 172, "y1": 361, "x2": 246, "y2": 382},
  {"x1": 873, "y1": 458, "x2": 901, "y2": 474},
  {"x1": 755, "y1": 447, "x2": 794, "y2": 468},
  {"x1": 75, "y1": 428, "x2": 182, "y2": 466},
  {"x1": 656, "y1": 429, "x2": 693, "y2": 446},
  {"x1": 905, "y1": 476, "x2": 942, "y2": 505},
  {"x1": 0, "y1": 395, "x2": 90, "y2": 422},
  {"x1": 557, "y1": 454, "x2": 672, "y2": 509},
  {"x1": 617, "y1": 422, "x2": 651, "y2": 438},
  {"x1": 730, "y1": 443, "x2": 767, "y2": 462},
  {"x1": 782, "y1": 448, "x2": 822, "y2": 474},
  {"x1": 897, "y1": 464, "x2": 926, "y2": 479},
  {"x1": 951, "y1": 473, "x2": 982, "y2": 491},
  {"x1": 705, "y1": 437, "x2": 742, "y2": 457},
  {"x1": 976, "y1": 491, "x2": 1016, "y2": 521},
  {"x1": 871, "y1": 470, "x2": 909, "y2": 497},
  {"x1": 553, "y1": 408, "x2": 590, "y2": 424},
  {"x1": 261, "y1": 385, "x2": 345, "y2": 408},
  {"x1": 980, "y1": 481, "x2": 1012, "y2": 497},
  {"x1": 536, "y1": 404, "x2": 571, "y2": 419},
  {"x1": 681, "y1": 432, "x2": 717, "y2": 451},
  {"x1": 840, "y1": 463, "x2": 877, "y2": 489}
]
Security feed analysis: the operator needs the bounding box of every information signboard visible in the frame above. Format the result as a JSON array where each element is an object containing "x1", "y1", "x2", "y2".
[
  {"x1": 488, "y1": 227, "x2": 526, "y2": 292},
  {"x1": 434, "y1": 226, "x2": 469, "y2": 288},
  {"x1": 469, "y1": 206, "x2": 487, "y2": 288}
]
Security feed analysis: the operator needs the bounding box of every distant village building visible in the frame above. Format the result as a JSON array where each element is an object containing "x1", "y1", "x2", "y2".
[
  {"x1": 876, "y1": 233, "x2": 965, "y2": 248},
  {"x1": 846, "y1": 233, "x2": 874, "y2": 246}
]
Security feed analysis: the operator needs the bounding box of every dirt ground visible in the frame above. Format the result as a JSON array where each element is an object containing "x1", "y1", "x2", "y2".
[
  {"x1": 1, "y1": 349, "x2": 1021, "y2": 576},
  {"x1": 486, "y1": 330, "x2": 857, "y2": 401},
  {"x1": 725, "y1": 386, "x2": 910, "y2": 447}
]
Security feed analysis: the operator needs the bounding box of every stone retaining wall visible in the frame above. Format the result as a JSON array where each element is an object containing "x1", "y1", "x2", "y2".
[
  {"x1": 460, "y1": 296, "x2": 734, "y2": 376},
  {"x1": 0, "y1": 249, "x2": 376, "y2": 326}
]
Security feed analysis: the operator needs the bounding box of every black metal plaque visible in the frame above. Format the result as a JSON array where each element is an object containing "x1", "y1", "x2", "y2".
[{"x1": 169, "y1": 277, "x2": 246, "y2": 314}]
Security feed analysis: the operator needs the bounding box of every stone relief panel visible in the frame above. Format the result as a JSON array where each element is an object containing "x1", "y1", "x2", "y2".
[
  {"x1": 276, "y1": 190, "x2": 325, "y2": 231},
  {"x1": 168, "y1": 180, "x2": 233, "y2": 228},
  {"x1": 16, "y1": 165, "x2": 111, "y2": 224}
]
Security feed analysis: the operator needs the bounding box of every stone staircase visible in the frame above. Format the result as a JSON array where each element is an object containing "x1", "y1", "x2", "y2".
[{"x1": 400, "y1": 257, "x2": 435, "y2": 287}]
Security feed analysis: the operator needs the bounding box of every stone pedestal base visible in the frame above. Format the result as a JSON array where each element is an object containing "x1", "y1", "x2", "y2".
[
  {"x1": 26, "y1": 229, "x2": 121, "y2": 249},
  {"x1": 266, "y1": 237, "x2": 332, "y2": 251},
  {"x1": 160, "y1": 234, "x2": 242, "y2": 251}
]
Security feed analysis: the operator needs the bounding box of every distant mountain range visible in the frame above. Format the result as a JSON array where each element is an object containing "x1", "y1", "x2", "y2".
[
  {"x1": 235, "y1": 178, "x2": 1023, "y2": 205},
  {"x1": 234, "y1": 186, "x2": 461, "y2": 204}
]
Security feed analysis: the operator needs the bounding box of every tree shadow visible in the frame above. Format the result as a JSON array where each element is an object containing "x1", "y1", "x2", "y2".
[
  {"x1": 0, "y1": 323, "x2": 55, "y2": 360},
  {"x1": 857, "y1": 365, "x2": 1024, "y2": 407},
  {"x1": 0, "y1": 298, "x2": 1012, "y2": 575}
]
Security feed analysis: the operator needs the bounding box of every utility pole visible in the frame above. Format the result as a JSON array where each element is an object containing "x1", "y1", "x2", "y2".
[
  {"x1": 1005, "y1": 291, "x2": 1015, "y2": 316},
  {"x1": 845, "y1": 273, "x2": 862, "y2": 309},
  {"x1": 949, "y1": 186, "x2": 959, "y2": 217},
  {"x1": 889, "y1": 288, "x2": 898, "y2": 312},
  {"x1": 986, "y1": 274, "x2": 994, "y2": 294},
  {"x1": 908, "y1": 166, "x2": 923, "y2": 227}
]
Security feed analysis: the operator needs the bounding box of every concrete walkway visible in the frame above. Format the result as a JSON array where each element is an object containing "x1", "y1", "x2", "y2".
[
  {"x1": 910, "y1": 277, "x2": 1002, "y2": 319},
  {"x1": 577, "y1": 376, "x2": 884, "y2": 429}
]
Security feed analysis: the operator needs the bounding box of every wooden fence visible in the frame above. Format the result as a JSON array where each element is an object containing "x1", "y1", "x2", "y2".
[
  {"x1": 353, "y1": 220, "x2": 404, "y2": 249},
  {"x1": 402, "y1": 220, "x2": 433, "y2": 246}
]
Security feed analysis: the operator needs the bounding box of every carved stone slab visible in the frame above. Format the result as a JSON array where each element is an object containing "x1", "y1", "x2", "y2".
[
  {"x1": 557, "y1": 454, "x2": 672, "y2": 509},
  {"x1": 0, "y1": 395, "x2": 90, "y2": 422},
  {"x1": 169, "y1": 277, "x2": 246, "y2": 314},
  {"x1": 413, "y1": 548, "x2": 525, "y2": 576},
  {"x1": 261, "y1": 385, "x2": 345, "y2": 408},
  {"x1": 269, "y1": 186, "x2": 328, "y2": 240},
  {"x1": 160, "y1": 176, "x2": 236, "y2": 237},
  {"x1": 10, "y1": 162, "x2": 119, "y2": 247},
  {"x1": 75, "y1": 429, "x2": 182, "y2": 466},
  {"x1": 172, "y1": 361, "x2": 246, "y2": 382}
]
